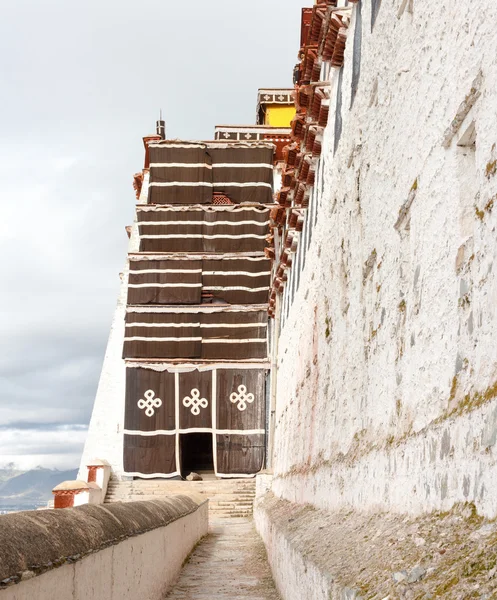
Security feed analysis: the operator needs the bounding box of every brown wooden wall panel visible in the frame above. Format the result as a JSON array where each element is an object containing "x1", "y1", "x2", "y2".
[
  {"x1": 148, "y1": 146, "x2": 212, "y2": 205},
  {"x1": 203, "y1": 257, "x2": 271, "y2": 274},
  {"x1": 147, "y1": 145, "x2": 274, "y2": 205},
  {"x1": 200, "y1": 340, "x2": 267, "y2": 360},
  {"x1": 207, "y1": 288, "x2": 269, "y2": 305},
  {"x1": 209, "y1": 147, "x2": 274, "y2": 204},
  {"x1": 178, "y1": 370, "x2": 212, "y2": 429},
  {"x1": 148, "y1": 187, "x2": 211, "y2": 205},
  {"x1": 124, "y1": 434, "x2": 176, "y2": 476},
  {"x1": 127, "y1": 257, "x2": 271, "y2": 307},
  {"x1": 216, "y1": 369, "x2": 266, "y2": 431},
  {"x1": 140, "y1": 236, "x2": 266, "y2": 254},
  {"x1": 124, "y1": 368, "x2": 175, "y2": 432},
  {"x1": 123, "y1": 311, "x2": 268, "y2": 360},
  {"x1": 216, "y1": 434, "x2": 265, "y2": 474},
  {"x1": 123, "y1": 336, "x2": 201, "y2": 360},
  {"x1": 127, "y1": 260, "x2": 202, "y2": 305},
  {"x1": 138, "y1": 208, "x2": 270, "y2": 224},
  {"x1": 137, "y1": 207, "x2": 270, "y2": 254}
]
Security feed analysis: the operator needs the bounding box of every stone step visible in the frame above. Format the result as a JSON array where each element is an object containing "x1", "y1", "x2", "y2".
[
  {"x1": 105, "y1": 497, "x2": 253, "y2": 506},
  {"x1": 106, "y1": 494, "x2": 255, "y2": 501},
  {"x1": 105, "y1": 479, "x2": 256, "y2": 519}
]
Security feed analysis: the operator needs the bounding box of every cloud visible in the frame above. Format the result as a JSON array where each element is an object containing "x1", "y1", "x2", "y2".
[
  {"x1": 0, "y1": 426, "x2": 88, "y2": 470},
  {"x1": 0, "y1": 0, "x2": 305, "y2": 470}
]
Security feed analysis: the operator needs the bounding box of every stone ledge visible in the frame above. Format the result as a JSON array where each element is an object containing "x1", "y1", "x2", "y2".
[
  {"x1": 255, "y1": 492, "x2": 497, "y2": 600},
  {"x1": 0, "y1": 495, "x2": 206, "y2": 587}
]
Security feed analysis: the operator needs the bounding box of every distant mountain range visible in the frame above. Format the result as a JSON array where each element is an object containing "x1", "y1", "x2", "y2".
[{"x1": 0, "y1": 465, "x2": 78, "y2": 511}]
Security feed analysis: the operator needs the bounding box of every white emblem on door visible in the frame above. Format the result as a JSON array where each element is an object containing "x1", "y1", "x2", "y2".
[
  {"x1": 137, "y1": 389, "x2": 162, "y2": 417},
  {"x1": 229, "y1": 385, "x2": 255, "y2": 411},
  {"x1": 183, "y1": 388, "x2": 209, "y2": 416}
]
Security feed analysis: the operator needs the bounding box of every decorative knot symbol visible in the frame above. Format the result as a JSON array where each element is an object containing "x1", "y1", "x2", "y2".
[
  {"x1": 244, "y1": 133, "x2": 252, "y2": 139},
  {"x1": 183, "y1": 388, "x2": 208, "y2": 415},
  {"x1": 137, "y1": 389, "x2": 162, "y2": 417},
  {"x1": 229, "y1": 385, "x2": 254, "y2": 411}
]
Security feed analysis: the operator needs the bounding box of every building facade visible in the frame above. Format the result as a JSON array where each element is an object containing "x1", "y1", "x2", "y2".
[{"x1": 80, "y1": 90, "x2": 295, "y2": 480}]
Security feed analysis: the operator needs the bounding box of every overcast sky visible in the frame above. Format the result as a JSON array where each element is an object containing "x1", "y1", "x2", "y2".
[{"x1": 0, "y1": 0, "x2": 304, "y2": 470}]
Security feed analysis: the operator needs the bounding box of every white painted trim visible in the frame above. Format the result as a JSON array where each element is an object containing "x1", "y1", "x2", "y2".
[
  {"x1": 204, "y1": 283, "x2": 269, "y2": 292},
  {"x1": 149, "y1": 163, "x2": 213, "y2": 169},
  {"x1": 215, "y1": 126, "x2": 291, "y2": 134},
  {"x1": 149, "y1": 181, "x2": 272, "y2": 189},
  {"x1": 123, "y1": 428, "x2": 265, "y2": 436},
  {"x1": 148, "y1": 143, "x2": 206, "y2": 149},
  {"x1": 123, "y1": 470, "x2": 256, "y2": 478},
  {"x1": 124, "y1": 337, "x2": 265, "y2": 343},
  {"x1": 126, "y1": 305, "x2": 268, "y2": 314},
  {"x1": 127, "y1": 283, "x2": 202, "y2": 288},
  {"x1": 205, "y1": 285, "x2": 269, "y2": 292},
  {"x1": 128, "y1": 253, "x2": 268, "y2": 261},
  {"x1": 129, "y1": 268, "x2": 203, "y2": 274},
  {"x1": 126, "y1": 322, "x2": 201, "y2": 328},
  {"x1": 148, "y1": 142, "x2": 274, "y2": 149},
  {"x1": 125, "y1": 429, "x2": 176, "y2": 436},
  {"x1": 137, "y1": 220, "x2": 270, "y2": 227},
  {"x1": 214, "y1": 163, "x2": 274, "y2": 169},
  {"x1": 125, "y1": 361, "x2": 270, "y2": 371},
  {"x1": 124, "y1": 336, "x2": 202, "y2": 342},
  {"x1": 125, "y1": 322, "x2": 267, "y2": 329},
  {"x1": 202, "y1": 271, "x2": 271, "y2": 277},
  {"x1": 129, "y1": 269, "x2": 270, "y2": 277},
  {"x1": 136, "y1": 205, "x2": 272, "y2": 213},
  {"x1": 201, "y1": 323, "x2": 266, "y2": 329},
  {"x1": 123, "y1": 471, "x2": 181, "y2": 478},
  {"x1": 149, "y1": 163, "x2": 273, "y2": 169},
  {"x1": 202, "y1": 338, "x2": 267, "y2": 344},
  {"x1": 212, "y1": 370, "x2": 218, "y2": 475},
  {"x1": 139, "y1": 233, "x2": 267, "y2": 239},
  {"x1": 128, "y1": 283, "x2": 268, "y2": 291},
  {"x1": 174, "y1": 372, "x2": 180, "y2": 475}
]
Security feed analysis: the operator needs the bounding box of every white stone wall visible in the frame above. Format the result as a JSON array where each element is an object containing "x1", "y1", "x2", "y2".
[
  {"x1": 1, "y1": 502, "x2": 208, "y2": 600},
  {"x1": 78, "y1": 175, "x2": 145, "y2": 480},
  {"x1": 271, "y1": 0, "x2": 497, "y2": 517}
]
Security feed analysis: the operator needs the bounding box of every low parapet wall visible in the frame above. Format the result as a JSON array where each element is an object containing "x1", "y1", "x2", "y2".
[{"x1": 0, "y1": 496, "x2": 208, "y2": 600}]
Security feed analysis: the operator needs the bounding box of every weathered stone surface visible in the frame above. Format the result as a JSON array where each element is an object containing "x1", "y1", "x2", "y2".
[
  {"x1": 269, "y1": 0, "x2": 497, "y2": 522},
  {"x1": 166, "y1": 518, "x2": 279, "y2": 599},
  {"x1": 407, "y1": 566, "x2": 426, "y2": 584},
  {"x1": 0, "y1": 496, "x2": 203, "y2": 585},
  {"x1": 255, "y1": 492, "x2": 497, "y2": 599}
]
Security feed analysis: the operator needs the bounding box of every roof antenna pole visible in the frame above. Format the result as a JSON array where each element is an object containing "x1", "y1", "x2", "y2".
[{"x1": 156, "y1": 109, "x2": 166, "y2": 140}]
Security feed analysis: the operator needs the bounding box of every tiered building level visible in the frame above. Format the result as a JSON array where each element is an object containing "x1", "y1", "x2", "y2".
[{"x1": 80, "y1": 89, "x2": 295, "y2": 480}]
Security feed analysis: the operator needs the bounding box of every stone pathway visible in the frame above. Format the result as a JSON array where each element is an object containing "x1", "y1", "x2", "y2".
[{"x1": 166, "y1": 518, "x2": 280, "y2": 599}]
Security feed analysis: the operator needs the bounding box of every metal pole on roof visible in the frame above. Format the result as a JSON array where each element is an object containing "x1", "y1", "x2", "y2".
[{"x1": 156, "y1": 110, "x2": 166, "y2": 140}]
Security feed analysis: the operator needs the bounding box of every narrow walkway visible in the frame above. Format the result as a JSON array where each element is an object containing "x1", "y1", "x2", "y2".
[{"x1": 166, "y1": 518, "x2": 280, "y2": 599}]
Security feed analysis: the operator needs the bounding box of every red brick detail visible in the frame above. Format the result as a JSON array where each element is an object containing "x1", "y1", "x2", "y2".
[
  {"x1": 133, "y1": 172, "x2": 144, "y2": 199},
  {"x1": 212, "y1": 192, "x2": 234, "y2": 205},
  {"x1": 87, "y1": 466, "x2": 98, "y2": 483},
  {"x1": 53, "y1": 491, "x2": 78, "y2": 509}
]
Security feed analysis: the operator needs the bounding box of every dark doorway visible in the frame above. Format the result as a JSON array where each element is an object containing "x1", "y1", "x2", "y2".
[{"x1": 179, "y1": 433, "x2": 214, "y2": 477}]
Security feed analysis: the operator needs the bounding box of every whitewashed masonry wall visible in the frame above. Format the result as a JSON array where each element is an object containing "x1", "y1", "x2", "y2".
[{"x1": 270, "y1": 0, "x2": 497, "y2": 518}]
